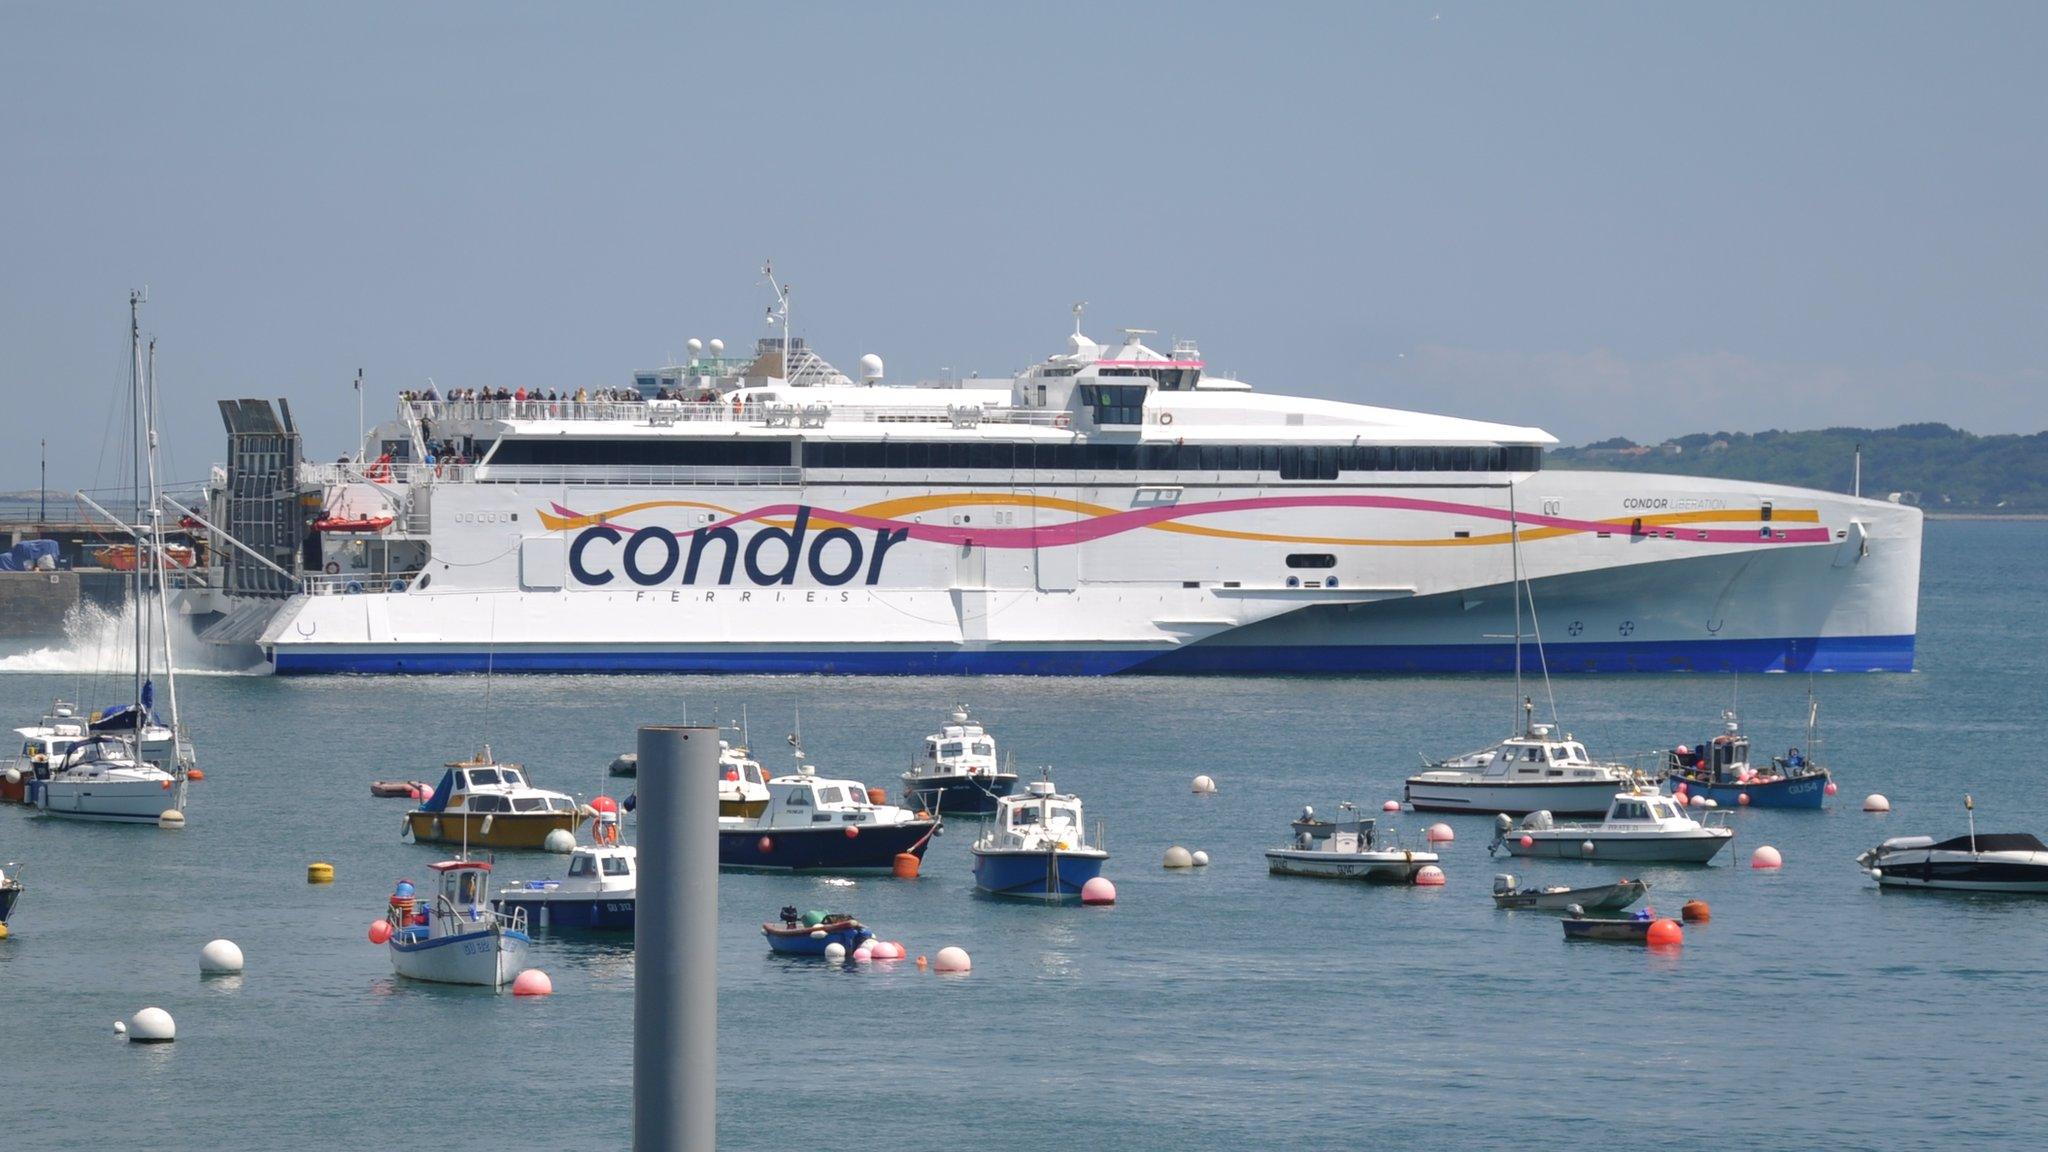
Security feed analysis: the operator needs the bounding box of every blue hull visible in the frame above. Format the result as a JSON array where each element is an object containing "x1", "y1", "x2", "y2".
[
  {"x1": 1674, "y1": 773, "x2": 1830, "y2": 810},
  {"x1": 764, "y1": 925, "x2": 873, "y2": 955},
  {"x1": 271, "y1": 633, "x2": 1915, "y2": 676},
  {"x1": 972, "y1": 849, "x2": 1107, "y2": 901},
  {"x1": 903, "y1": 774, "x2": 1016, "y2": 818},
  {"x1": 720, "y1": 821, "x2": 935, "y2": 873},
  {"x1": 490, "y1": 895, "x2": 635, "y2": 930}
]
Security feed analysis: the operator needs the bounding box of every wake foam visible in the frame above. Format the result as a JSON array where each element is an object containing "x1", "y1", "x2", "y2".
[{"x1": 0, "y1": 598, "x2": 268, "y2": 676}]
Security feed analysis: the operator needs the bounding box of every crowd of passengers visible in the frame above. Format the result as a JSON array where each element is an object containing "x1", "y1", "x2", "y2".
[{"x1": 397, "y1": 383, "x2": 726, "y2": 416}]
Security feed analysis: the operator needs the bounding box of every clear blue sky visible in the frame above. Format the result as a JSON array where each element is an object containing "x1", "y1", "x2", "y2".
[{"x1": 3, "y1": 2, "x2": 2043, "y2": 491}]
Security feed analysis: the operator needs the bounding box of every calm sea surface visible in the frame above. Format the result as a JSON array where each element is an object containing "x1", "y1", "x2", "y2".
[{"x1": 2, "y1": 520, "x2": 2044, "y2": 1151}]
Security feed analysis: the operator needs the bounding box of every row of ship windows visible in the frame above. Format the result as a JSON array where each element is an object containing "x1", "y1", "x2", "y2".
[{"x1": 488, "y1": 439, "x2": 1543, "y2": 475}]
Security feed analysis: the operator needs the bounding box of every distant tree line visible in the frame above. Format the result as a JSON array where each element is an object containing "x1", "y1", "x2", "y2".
[{"x1": 1547, "y1": 423, "x2": 2048, "y2": 512}]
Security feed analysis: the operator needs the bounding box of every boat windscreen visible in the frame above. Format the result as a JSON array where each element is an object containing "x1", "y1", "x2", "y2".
[{"x1": 1929, "y1": 832, "x2": 2048, "y2": 853}]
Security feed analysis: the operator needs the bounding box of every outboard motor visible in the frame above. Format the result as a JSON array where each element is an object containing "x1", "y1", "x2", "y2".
[
  {"x1": 1493, "y1": 873, "x2": 1516, "y2": 895},
  {"x1": 1522, "y1": 810, "x2": 1555, "y2": 831}
]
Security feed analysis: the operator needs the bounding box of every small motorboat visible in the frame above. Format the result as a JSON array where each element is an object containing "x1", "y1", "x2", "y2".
[
  {"x1": 1561, "y1": 909, "x2": 1663, "y2": 942},
  {"x1": 4, "y1": 702, "x2": 91, "y2": 804},
  {"x1": 971, "y1": 779, "x2": 1109, "y2": 900},
  {"x1": 1662, "y1": 705, "x2": 1829, "y2": 810},
  {"x1": 492, "y1": 844, "x2": 636, "y2": 930},
  {"x1": 385, "y1": 860, "x2": 532, "y2": 986},
  {"x1": 1491, "y1": 793, "x2": 1735, "y2": 864},
  {"x1": 311, "y1": 514, "x2": 395, "y2": 534},
  {"x1": 1405, "y1": 700, "x2": 1649, "y2": 817},
  {"x1": 720, "y1": 765, "x2": 939, "y2": 873},
  {"x1": 1, "y1": 863, "x2": 22, "y2": 929},
  {"x1": 1492, "y1": 873, "x2": 1649, "y2": 912},
  {"x1": 762, "y1": 907, "x2": 874, "y2": 956},
  {"x1": 371, "y1": 780, "x2": 428, "y2": 798},
  {"x1": 1857, "y1": 796, "x2": 2048, "y2": 893},
  {"x1": 901, "y1": 705, "x2": 1018, "y2": 818},
  {"x1": 608, "y1": 753, "x2": 637, "y2": 778},
  {"x1": 1266, "y1": 803, "x2": 1438, "y2": 883},
  {"x1": 404, "y1": 747, "x2": 585, "y2": 849},
  {"x1": 606, "y1": 741, "x2": 768, "y2": 817}
]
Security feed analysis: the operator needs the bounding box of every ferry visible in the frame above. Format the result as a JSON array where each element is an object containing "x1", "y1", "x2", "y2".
[{"x1": 175, "y1": 286, "x2": 1922, "y2": 675}]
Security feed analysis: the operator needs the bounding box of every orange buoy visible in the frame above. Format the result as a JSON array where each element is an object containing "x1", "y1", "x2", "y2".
[
  {"x1": 866, "y1": 787, "x2": 888, "y2": 805},
  {"x1": 1681, "y1": 899, "x2": 1711, "y2": 922},
  {"x1": 892, "y1": 852, "x2": 921, "y2": 879},
  {"x1": 368, "y1": 919, "x2": 393, "y2": 944},
  {"x1": 187, "y1": 769, "x2": 206, "y2": 781},
  {"x1": 1646, "y1": 919, "x2": 1683, "y2": 947},
  {"x1": 160, "y1": 779, "x2": 172, "y2": 790}
]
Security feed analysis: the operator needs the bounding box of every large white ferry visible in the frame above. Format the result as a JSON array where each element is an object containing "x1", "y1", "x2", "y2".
[{"x1": 177, "y1": 295, "x2": 1921, "y2": 675}]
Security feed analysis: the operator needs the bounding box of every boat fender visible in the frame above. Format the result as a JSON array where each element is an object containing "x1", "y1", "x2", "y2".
[{"x1": 344, "y1": 580, "x2": 363, "y2": 595}]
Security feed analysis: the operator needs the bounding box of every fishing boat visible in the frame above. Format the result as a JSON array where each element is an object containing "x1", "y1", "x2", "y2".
[
  {"x1": 902, "y1": 705, "x2": 1018, "y2": 818},
  {"x1": 491, "y1": 844, "x2": 636, "y2": 930},
  {"x1": 1406, "y1": 709, "x2": 1650, "y2": 817},
  {"x1": 1490, "y1": 793, "x2": 1735, "y2": 864},
  {"x1": 38, "y1": 295, "x2": 199, "y2": 824},
  {"x1": 1491, "y1": 873, "x2": 1649, "y2": 912},
  {"x1": 762, "y1": 908, "x2": 874, "y2": 956},
  {"x1": 1857, "y1": 796, "x2": 2048, "y2": 893},
  {"x1": 1, "y1": 864, "x2": 22, "y2": 929},
  {"x1": 1663, "y1": 698, "x2": 1830, "y2": 809},
  {"x1": 1561, "y1": 910, "x2": 1662, "y2": 942},
  {"x1": 971, "y1": 779, "x2": 1109, "y2": 900},
  {"x1": 386, "y1": 860, "x2": 532, "y2": 986},
  {"x1": 1266, "y1": 803, "x2": 1438, "y2": 883},
  {"x1": 404, "y1": 748, "x2": 585, "y2": 849},
  {"x1": 719, "y1": 766, "x2": 938, "y2": 873}
]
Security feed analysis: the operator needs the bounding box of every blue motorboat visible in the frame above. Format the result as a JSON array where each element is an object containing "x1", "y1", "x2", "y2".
[
  {"x1": 971, "y1": 779, "x2": 1109, "y2": 901},
  {"x1": 491, "y1": 844, "x2": 637, "y2": 931},
  {"x1": 1663, "y1": 707, "x2": 1829, "y2": 810},
  {"x1": 762, "y1": 908, "x2": 874, "y2": 955},
  {"x1": 900, "y1": 705, "x2": 1018, "y2": 818}
]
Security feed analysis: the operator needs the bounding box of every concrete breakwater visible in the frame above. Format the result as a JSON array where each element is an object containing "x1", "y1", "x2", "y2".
[{"x1": 0, "y1": 569, "x2": 131, "y2": 640}]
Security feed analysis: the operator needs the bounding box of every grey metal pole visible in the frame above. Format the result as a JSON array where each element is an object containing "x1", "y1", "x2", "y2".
[{"x1": 635, "y1": 724, "x2": 719, "y2": 1152}]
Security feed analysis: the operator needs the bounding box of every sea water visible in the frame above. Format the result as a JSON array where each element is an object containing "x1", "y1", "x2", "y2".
[{"x1": 1, "y1": 520, "x2": 2043, "y2": 1151}]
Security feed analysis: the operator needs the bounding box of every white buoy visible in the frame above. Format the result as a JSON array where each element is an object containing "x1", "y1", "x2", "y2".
[
  {"x1": 127, "y1": 1007, "x2": 175, "y2": 1043},
  {"x1": 1191, "y1": 775, "x2": 1217, "y2": 795},
  {"x1": 934, "y1": 946, "x2": 972, "y2": 973},
  {"x1": 1191, "y1": 850, "x2": 1210, "y2": 867},
  {"x1": 543, "y1": 828, "x2": 576, "y2": 854},
  {"x1": 113, "y1": 1020, "x2": 126, "y2": 1035},
  {"x1": 1751, "y1": 845, "x2": 1784, "y2": 870},
  {"x1": 158, "y1": 809, "x2": 186, "y2": 830},
  {"x1": 199, "y1": 939, "x2": 245, "y2": 975},
  {"x1": 1688, "y1": 793, "x2": 1710, "y2": 808},
  {"x1": 1163, "y1": 846, "x2": 1195, "y2": 869},
  {"x1": 823, "y1": 942, "x2": 847, "y2": 961},
  {"x1": 3, "y1": 766, "x2": 19, "y2": 784},
  {"x1": 1863, "y1": 793, "x2": 1892, "y2": 813}
]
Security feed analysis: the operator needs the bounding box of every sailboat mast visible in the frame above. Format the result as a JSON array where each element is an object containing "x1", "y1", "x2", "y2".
[
  {"x1": 1508, "y1": 480, "x2": 1523, "y2": 735},
  {"x1": 146, "y1": 335, "x2": 183, "y2": 755},
  {"x1": 128, "y1": 292, "x2": 146, "y2": 709}
]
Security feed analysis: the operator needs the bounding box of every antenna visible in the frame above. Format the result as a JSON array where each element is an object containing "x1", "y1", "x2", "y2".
[
  {"x1": 1853, "y1": 443, "x2": 1862, "y2": 498},
  {"x1": 1072, "y1": 301, "x2": 1087, "y2": 336},
  {"x1": 1966, "y1": 793, "x2": 1976, "y2": 854},
  {"x1": 763, "y1": 260, "x2": 791, "y2": 383}
]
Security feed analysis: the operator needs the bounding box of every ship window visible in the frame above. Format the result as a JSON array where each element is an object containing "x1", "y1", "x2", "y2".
[
  {"x1": 1286, "y1": 554, "x2": 1336, "y2": 569},
  {"x1": 467, "y1": 768, "x2": 501, "y2": 787},
  {"x1": 785, "y1": 790, "x2": 809, "y2": 807},
  {"x1": 569, "y1": 856, "x2": 595, "y2": 876},
  {"x1": 603, "y1": 856, "x2": 631, "y2": 876},
  {"x1": 502, "y1": 769, "x2": 526, "y2": 787},
  {"x1": 488, "y1": 438, "x2": 795, "y2": 468},
  {"x1": 939, "y1": 742, "x2": 964, "y2": 758},
  {"x1": 513, "y1": 797, "x2": 542, "y2": 812},
  {"x1": 974, "y1": 741, "x2": 994, "y2": 756}
]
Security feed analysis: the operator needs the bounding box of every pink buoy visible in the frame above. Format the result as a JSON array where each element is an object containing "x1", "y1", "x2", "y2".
[
  {"x1": 1824, "y1": 781, "x2": 1839, "y2": 796},
  {"x1": 1751, "y1": 845, "x2": 1783, "y2": 870},
  {"x1": 1413, "y1": 865, "x2": 1446, "y2": 886},
  {"x1": 1863, "y1": 793, "x2": 1891, "y2": 813},
  {"x1": 1673, "y1": 780, "x2": 1688, "y2": 794},
  {"x1": 852, "y1": 944, "x2": 874, "y2": 963},
  {"x1": 933, "y1": 946, "x2": 972, "y2": 973},
  {"x1": 1425, "y1": 822, "x2": 1455, "y2": 843},
  {"x1": 367, "y1": 919, "x2": 393, "y2": 945},
  {"x1": 757, "y1": 836, "x2": 773, "y2": 853},
  {"x1": 1519, "y1": 834, "x2": 1534, "y2": 849},
  {"x1": 1080, "y1": 876, "x2": 1117, "y2": 905},
  {"x1": 511, "y1": 968, "x2": 553, "y2": 996},
  {"x1": 1737, "y1": 792, "x2": 1751, "y2": 806},
  {"x1": 1384, "y1": 800, "x2": 1401, "y2": 812}
]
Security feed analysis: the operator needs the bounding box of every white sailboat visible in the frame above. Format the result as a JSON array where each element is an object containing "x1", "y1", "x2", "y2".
[{"x1": 35, "y1": 294, "x2": 196, "y2": 825}]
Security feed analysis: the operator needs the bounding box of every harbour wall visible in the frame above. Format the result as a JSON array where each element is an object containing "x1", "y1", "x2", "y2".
[{"x1": 0, "y1": 570, "x2": 130, "y2": 639}]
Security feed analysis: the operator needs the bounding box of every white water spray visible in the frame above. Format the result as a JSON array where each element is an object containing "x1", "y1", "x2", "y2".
[{"x1": 0, "y1": 598, "x2": 267, "y2": 677}]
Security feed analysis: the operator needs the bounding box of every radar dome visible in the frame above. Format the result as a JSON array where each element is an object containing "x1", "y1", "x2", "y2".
[
  {"x1": 686, "y1": 338, "x2": 703, "y2": 355},
  {"x1": 859, "y1": 353, "x2": 884, "y2": 383},
  {"x1": 708, "y1": 338, "x2": 725, "y2": 355}
]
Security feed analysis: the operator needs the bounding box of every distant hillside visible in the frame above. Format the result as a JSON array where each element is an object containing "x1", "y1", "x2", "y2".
[{"x1": 1547, "y1": 423, "x2": 2048, "y2": 513}]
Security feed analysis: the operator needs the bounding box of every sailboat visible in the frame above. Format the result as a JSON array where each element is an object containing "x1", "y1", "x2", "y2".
[
  {"x1": 32, "y1": 294, "x2": 196, "y2": 825},
  {"x1": 1403, "y1": 488, "x2": 1647, "y2": 816}
]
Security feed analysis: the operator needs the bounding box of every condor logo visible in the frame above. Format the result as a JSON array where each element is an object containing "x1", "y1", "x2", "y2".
[{"x1": 569, "y1": 508, "x2": 909, "y2": 588}]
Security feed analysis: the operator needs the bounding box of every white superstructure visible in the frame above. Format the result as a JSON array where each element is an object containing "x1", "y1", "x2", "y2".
[{"x1": 178, "y1": 300, "x2": 1922, "y2": 675}]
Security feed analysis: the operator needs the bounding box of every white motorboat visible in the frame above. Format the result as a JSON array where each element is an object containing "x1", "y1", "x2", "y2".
[
  {"x1": 970, "y1": 779, "x2": 1108, "y2": 900},
  {"x1": 1266, "y1": 803, "x2": 1438, "y2": 882},
  {"x1": 4, "y1": 702, "x2": 89, "y2": 803},
  {"x1": 1858, "y1": 796, "x2": 2048, "y2": 892},
  {"x1": 719, "y1": 763, "x2": 939, "y2": 872},
  {"x1": 1406, "y1": 710, "x2": 1649, "y2": 816},
  {"x1": 493, "y1": 844, "x2": 637, "y2": 929},
  {"x1": 1490, "y1": 793, "x2": 1735, "y2": 864},
  {"x1": 902, "y1": 705, "x2": 1018, "y2": 818},
  {"x1": 386, "y1": 860, "x2": 532, "y2": 985}
]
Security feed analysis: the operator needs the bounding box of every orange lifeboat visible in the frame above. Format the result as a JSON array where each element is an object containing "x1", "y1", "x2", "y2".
[
  {"x1": 312, "y1": 515, "x2": 396, "y2": 534},
  {"x1": 92, "y1": 544, "x2": 196, "y2": 571}
]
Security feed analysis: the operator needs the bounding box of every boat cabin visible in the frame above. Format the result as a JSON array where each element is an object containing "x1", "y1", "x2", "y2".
[
  {"x1": 720, "y1": 744, "x2": 770, "y2": 790},
  {"x1": 14, "y1": 731, "x2": 82, "y2": 765},
  {"x1": 758, "y1": 769, "x2": 915, "y2": 828},
  {"x1": 418, "y1": 749, "x2": 580, "y2": 816},
  {"x1": 562, "y1": 845, "x2": 636, "y2": 892},
  {"x1": 1446, "y1": 724, "x2": 1620, "y2": 781},
  {"x1": 1601, "y1": 794, "x2": 1693, "y2": 828},
  {"x1": 984, "y1": 781, "x2": 1090, "y2": 852},
  {"x1": 1668, "y1": 712, "x2": 1753, "y2": 781},
  {"x1": 918, "y1": 707, "x2": 999, "y2": 778},
  {"x1": 430, "y1": 859, "x2": 493, "y2": 913}
]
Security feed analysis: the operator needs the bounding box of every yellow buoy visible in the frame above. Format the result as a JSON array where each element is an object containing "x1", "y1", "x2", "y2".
[
  {"x1": 0, "y1": 923, "x2": 10, "y2": 940},
  {"x1": 307, "y1": 862, "x2": 335, "y2": 884}
]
